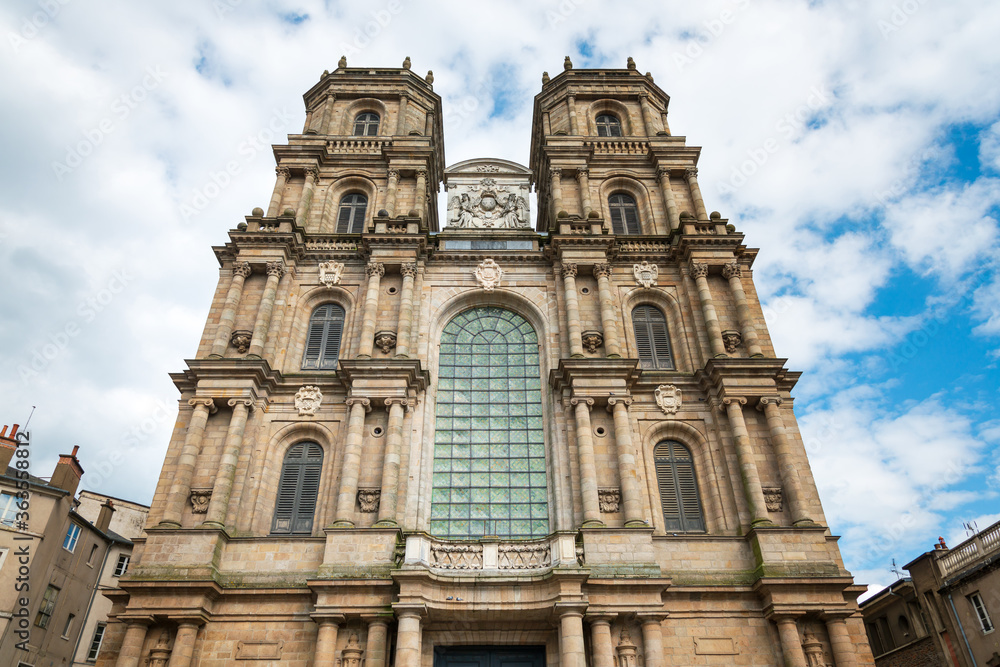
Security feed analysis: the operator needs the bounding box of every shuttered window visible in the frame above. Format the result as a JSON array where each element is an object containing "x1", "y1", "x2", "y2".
[
  {"x1": 353, "y1": 112, "x2": 380, "y2": 136},
  {"x1": 654, "y1": 441, "x2": 704, "y2": 532},
  {"x1": 302, "y1": 304, "x2": 345, "y2": 370},
  {"x1": 336, "y1": 193, "x2": 368, "y2": 233},
  {"x1": 632, "y1": 305, "x2": 674, "y2": 369},
  {"x1": 608, "y1": 193, "x2": 641, "y2": 235},
  {"x1": 596, "y1": 114, "x2": 623, "y2": 137},
  {"x1": 271, "y1": 443, "x2": 323, "y2": 535}
]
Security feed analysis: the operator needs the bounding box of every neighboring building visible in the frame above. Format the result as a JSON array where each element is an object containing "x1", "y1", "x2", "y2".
[
  {"x1": 99, "y1": 58, "x2": 875, "y2": 667},
  {"x1": 863, "y1": 524, "x2": 1000, "y2": 667},
  {"x1": 0, "y1": 425, "x2": 147, "y2": 667},
  {"x1": 860, "y1": 578, "x2": 943, "y2": 666}
]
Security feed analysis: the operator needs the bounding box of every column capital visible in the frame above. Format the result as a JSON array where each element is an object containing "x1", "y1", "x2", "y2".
[
  {"x1": 570, "y1": 396, "x2": 595, "y2": 409},
  {"x1": 550, "y1": 168, "x2": 562, "y2": 181},
  {"x1": 636, "y1": 612, "x2": 670, "y2": 623},
  {"x1": 275, "y1": 166, "x2": 290, "y2": 178},
  {"x1": 756, "y1": 396, "x2": 783, "y2": 411},
  {"x1": 227, "y1": 397, "x2": 254, "y2": 410},
  {"x1": 393, "y1": 604, "x2": 427, "y2": 619},
  {"x1": 188, "y1": 398, "x2": 217, "y2": 413},
  {"x1": 656, "y1": 166, "x2": 672, "y2": 180},
  {"x1": 606, "y1": 396, "x2": 633, "y2": 412},
  {"x1": 304, "y1": 166, "x2": 319, "y2": 179},
  {"x1": 562, "y1": 262, "x2": 578, "y2": 278},
  {"x1": 688, "y1": 261, "x2": 708, "y2": 279},
  {"x1": 721, "y1": 396, "x2": 747, "y2": 410},
  {"x1": 232, "y1": 261, "x2": 252, "y2": 278},
  {"x1": 166, "y1": 614, "x2": 209, "y2": 627},
  {"x1": 346, "y1": 397, "x2": 373, "y2": 412},
  {"x1": 384, "y1": 397, "x2": 410, "y2": 409},
  {"x1": 311, "y1": 613, "x2": 346, "y2": 626},
  {"x1": 592, "y1": 263, "x2": 612, "y2": 279},
  {"x1": 266, "y1": 259, "x2": 286, "y2": 278},
  {"x1": 684, "y1": 166, "x2": 699, "y2": 179},
  {"x1": 819, "y1": 610, "x2": 855, "y2": 622},
  {"x1": 575, "y1": 167, "x2": 589, "y2": 179},
  {"x1": 400, "y1": 263, "x2": 417, "y2": 277},
  {"x1": 414, "y1": 168, "x2": 428, "y2": 179},
  {"x1": 366, "y1": 261, "x2": 385, "y2": 278},
  {"x1": 722, "y1": 261, "x2": 742, "y2": 279},
  {"x1": 387, "y1": 168, "x2": 399, "y2": 180}
]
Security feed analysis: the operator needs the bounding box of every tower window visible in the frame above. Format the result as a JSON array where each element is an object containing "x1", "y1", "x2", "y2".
[
  {"x1": 632, "y1": 305, "x2": 674, "y2": 369},
  {"x1": 336, "y1": 193, "x2": 368, "y2": 233},
  {"x1": 654, "y1": 441, "x2": 705, "y2": 532},
  {"x1": 271, "y1": 443, "x2": 323, "y2": 535},
  {"x1": 608, "y1": 193, "x2": 641, "y2": 235},
  {"x1": 302, "y1": 304, "x2": 345, "y2": 370},
  {"x1": 353, "y1": 112, "x2": 380, "y2": 136},
  {"x1": 596, "y1": 114, "x2": 623, "y2": 137}
]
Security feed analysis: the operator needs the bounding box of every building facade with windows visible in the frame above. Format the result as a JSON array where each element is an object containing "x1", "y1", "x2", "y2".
[{"x1": 98, "y1": 59, "x2": 874, "y2": 667}]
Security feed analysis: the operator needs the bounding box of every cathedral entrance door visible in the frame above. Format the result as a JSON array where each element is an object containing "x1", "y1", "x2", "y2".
[{"x1": 434, "y1": 645, "x2": 545, "y2": 667}]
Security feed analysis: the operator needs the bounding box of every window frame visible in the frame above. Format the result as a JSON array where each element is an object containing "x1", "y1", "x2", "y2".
[
  {"x1": 35, "y1": 584, "x2": 59, "y2": 628},
  {"x1": 0, "y1": 491, "x2": 19, "y2": 525},
  {"x1": 653, "y1": 440, "x2": 705, "y2": 533},
  {"x1": 608, "y1": 192, "x2": 642, "y2": 235},
  {"x1": 631, "y1": 305, "x2": 675, "y2": 370},
  {"x1": 353, "y1": 111, "x2": 380, "y2": 136},
  {"x1": 970, "y1": 592, "x2": 995, "y2": 633},
  {"x1": 595, "y1": 113, "x2": 623, "y2": 137},
  {"x1": 270, "y1": 442, "x2": 324, "y2": 535},
  {"x1": 113, "y1": 553, "x2": 130, "y2": 577},
  {"x1": 87, "y1": 623, "x2": 107, "y2": 663},
  {"x1": 62, "y1": 523, "x2": 81, "y2": 552},
  {"x1": 335, "y1": 192, "x2": 368, "y2": 234},
  {"x1": 301, "y1": 303, "x2": 346, "y2": 371},
  {"x1": 61, "y1": 613, "x2": 75, "y2": 639}
]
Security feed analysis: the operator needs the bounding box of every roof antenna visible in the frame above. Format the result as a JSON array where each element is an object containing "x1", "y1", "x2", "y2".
[
  {"x1": 23, "y1": 406, "x2": 36, "y2": 431},
  {"x1": 963, "y1": 521, "x2": 978, "y2": 537},
  {"x1": 890, "y1": 558, "x2": 902, "y2": 578}
]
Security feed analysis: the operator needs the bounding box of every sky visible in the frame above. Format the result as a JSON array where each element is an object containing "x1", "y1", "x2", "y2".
[{"x1": 1, "y1": 0, "x2": 998, "y2": 599}]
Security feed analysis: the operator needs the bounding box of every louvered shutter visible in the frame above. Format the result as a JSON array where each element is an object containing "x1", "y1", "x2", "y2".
[
  {"x1": 655, "y1": 441, "x2": 704, "y2": 532},
  {"x1": 302, "y1": 314, "x2": 327, "y2": 369},
  {"x1": 623, "y1": 201, "x2": 641, "y2": 234},
  {"x1": 319, "y1": 314, "x2": 343, "y2": 370},
  {"x1": 633, "y1": 306, "x2": 654, "y2": 368},
  {"x1": 302, "y1": 305, "x2": 345, "y2": 371},
  {"x1": 336, "y1": 201, "x2": 354, "y2": 233},
  {"x1": 633, "y1": 306, "x2": 673, "y2": 369},
  {"x1": 271, "y1": 443, "x2": 323, "y2": 535}
]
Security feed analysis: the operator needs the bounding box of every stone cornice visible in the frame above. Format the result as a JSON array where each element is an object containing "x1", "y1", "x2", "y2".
[
  {"x1": 695, "y1": 358, "x2": 799, "y2": 404},
  {"x1": 549, "y1": 358, "x2": 641, "y2": 397},
  {"x1": 337, "y1": 358, "x2": 428, "y2": 394},
  {"x1": 171, "y1": 358, "x2": 282, "y2": 398}
]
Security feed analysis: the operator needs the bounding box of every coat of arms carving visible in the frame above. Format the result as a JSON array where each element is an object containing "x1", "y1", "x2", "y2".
[
  {"x1": 655, "y1": 384, "x2": 682, "y2": 415},
  {"x1": 474, "y1": 259, "x2": 504, "y2": 292},
  {"x1": 295, "y1": 385, "x2": 323, "y2": 416},
  {"x1": 633, "y1": 262, "x2": 659, "y2": 288},
  {"x1": 448, "y1": 177, "x2": 529, "y2": 229},
  {"x1": 319, "y1": 261, "x2": 344, "y2": 287}
]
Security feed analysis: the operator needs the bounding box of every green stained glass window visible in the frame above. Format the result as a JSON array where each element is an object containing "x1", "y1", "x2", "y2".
[{"x1": 430, "y1": 307, "x2": 549, "y2": 539}]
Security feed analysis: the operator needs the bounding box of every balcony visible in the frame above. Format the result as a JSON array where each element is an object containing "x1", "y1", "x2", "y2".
[{"x1": 939, "y1": 519, "x2": 1000, "y2": 578}]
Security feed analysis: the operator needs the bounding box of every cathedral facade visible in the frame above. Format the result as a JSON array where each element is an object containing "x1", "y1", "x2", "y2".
[{"x1": 98, "y1": 58, "x2": 874, "y2": 667}]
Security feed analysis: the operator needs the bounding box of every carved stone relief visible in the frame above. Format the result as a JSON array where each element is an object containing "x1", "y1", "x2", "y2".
[
  {"x1": 763, "y1": 487, "x2": 784, "y2": 512},
  {"x1": 374, "y1": 331, "x2": 397, "y2": 354},
  {"x1": 357, "y1": 488, "x2": 381, "y2": 513},
  {"x1": 598, "y1": 488, "x2": 621, "y2": 513},
  {"x1": 230, "y1": 330, "x2": 252, "y2": 354},
  {"x1": 722, "y1": 330, "x2": 742, "y2": 353},
  {"x1": 581, "y1": 331, "x2": 604, "y2": 354},
  {"x1": 448, "y1": 177, "x2": 529, "y2": 228},
  {"x1": 474, "y1": 259, "x2": 504, "y2": 291},
  {"x1": 189, "y1": 489, "x2": 211, "y2": 514},
  {"x1": 319, "y1": 261, "x2": 344, "y2": 287},
  {"x1": 633, "y1": 261, "x2": 659, "y2": 288},
  {"x1": 295, "y1": 385, "x2": 323, "y2": 416},
  {"x1": 655, "y1": 385, "x2": 682, "y2": 415}
]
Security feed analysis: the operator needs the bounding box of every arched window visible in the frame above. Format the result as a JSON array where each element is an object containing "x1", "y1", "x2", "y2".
[
  {"x1": 429, "y1": 307, "x2": 548, "y2": 539},
  {"x1": 336, "y1": 193, "x2": 367, "y2": 233},
  {"x1": 596, "y1": 114, "x2": 623, "y2": 137},
  {"x1": 271, "y1": 442, "x2": 323, "y2": 534},
  {"x1": 353, "y1": 112, "x2": 380, "y2": 136},
  {"x1": 608, "y1": 193, "x2": 641, "y2": 235},
  {"x1": 654, "y1": 441, "x2": 704, "y2": 532},
  {"x1": 632, "y1": 305, "x2": 674, "y2": 369},
  {"x1": 302, "y1": 304, "x2": 345, "y2": 370}
]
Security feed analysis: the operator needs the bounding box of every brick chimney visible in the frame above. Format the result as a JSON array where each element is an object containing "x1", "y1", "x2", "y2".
[
  {"x1": 50, "y1": 445, "x2": 85, "y2": 496},
  {"x1": 96, "y1": 498, "x2": 115, "y2": 533},
  {"x1": 0, "y1": 424, "x2": 19, "y2": 472}
]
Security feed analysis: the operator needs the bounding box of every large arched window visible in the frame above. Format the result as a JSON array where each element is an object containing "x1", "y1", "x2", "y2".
[
  {"x1": 336, "y1": 193, "x2": 367, "y2": 233},
  {"x1": 302, "y1": 304, "x2": 345, "y2": 370},
  {"x1": 654, "y1": 440, "x2": 704, "y2": 532},
  {"x1": 632, "y1": 305, "x2": 674, "y2": 369},
  {"x1": 271, "y1": 442, "x2": 323, "y2": 534},
  {"x1": 596, "y1": 114, "x2": 623, "y2": 137},
  {"x1": 353, "y1": 111, "x2": 380, "y2": 136},
  {"x1": 430, "y1": 307, "x2": 548, "y2": 539},
  {"x1": 608, "y1": 193, "x2": 641, "y2": 235}
]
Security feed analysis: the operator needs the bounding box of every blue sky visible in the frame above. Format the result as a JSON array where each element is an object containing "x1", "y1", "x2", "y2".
[{"x1": 1, "y1": 0, "x2": 998, "y2": 598}]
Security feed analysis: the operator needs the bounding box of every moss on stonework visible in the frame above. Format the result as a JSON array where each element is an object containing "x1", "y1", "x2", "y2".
[{"x1": 585, "y1": 564, "x2": 662, "y2": 578}]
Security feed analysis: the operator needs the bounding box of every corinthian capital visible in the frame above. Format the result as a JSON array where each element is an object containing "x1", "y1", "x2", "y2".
[
  {"x1": 232, "y1": 261, "x2": 252, "y2": 278},
  {"x1": 366, "y1": 261, "x2": 385, "y2": 278},
  {"x1": 266, "y1": 260, "x2": 286, "y2": 278},
  {"x1": 722, "y1": 261, "x2": 742, "y2": 280},
  {"x1": 400, "y1": 263, "x2": 417, "y2": 278},
  {"x1": 304, "y1": 166, "x2": 319, "y2": 179},
  {"x1": 275, "y1": 166, "x2": 290, "y2": 178},
  {"x1": 387, "y1": 168, "x2": 399, "y2": 181},
  {"x1": 684, "y1": 166, "x2": 699, "y2": 179},
  {"x1": 592, "y1": 263, "x2": 612, "y2": 279},
  {"x1": 688, "y1": 261, "x2": 708, "y2": 279},
  {"x1": 575, "y1": 167, "x2": 589, "y2": 180},
  {"x1": 561, "y1": 263, "x2": 578, "y2": 278}
]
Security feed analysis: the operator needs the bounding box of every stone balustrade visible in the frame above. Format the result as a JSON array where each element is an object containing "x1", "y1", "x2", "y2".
[{"x1": 939, "y1": 519, "x2": 1000, "y2": 577}]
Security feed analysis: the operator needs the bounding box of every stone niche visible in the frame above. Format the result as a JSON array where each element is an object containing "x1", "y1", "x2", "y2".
[{"x1": 444, "y1": 158, "x2": 533, "y2": 230}]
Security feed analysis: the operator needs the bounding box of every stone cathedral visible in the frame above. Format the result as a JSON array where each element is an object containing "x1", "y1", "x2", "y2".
[{"x1": 98, "y1": 58, "x2": 874, "y2": 667}]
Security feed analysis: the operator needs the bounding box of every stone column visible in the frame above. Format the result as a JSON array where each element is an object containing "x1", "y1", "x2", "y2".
[
  {"x1": 385, "y1": 169, "x2": 399, "y2": 217},
  {"x1": 592, "y1": 263, "x2": 622, "y2": 357},
  {"x1": 166, "y1": 621, "x2": 200, "y2": 667},
  {"x1": 395, "y1": 263, "x2": 417, "y2": 357},
  {"x1": 562, "y1": 263, "x2": 585, "y2": 357},
  {"x1": 559, "y1": 610, "x2": 586, "y2": 667},
  {"x1": 295, "y1": 167, "x2": 318, "y2": 226},
  {"x1": 722, "y1": 262, "x2": 764, "y2": 357},
  {"x1": 357, "y1": 261, "x2": 385, "y2": 358},
  {"x1": 550, "y1": 169, "x2": 563, "y2": 220},
  {"x1": 303, "y1": 108, "x2": 314, "y2": 134},
  {"x1": 377, "y1": 398, "x2": 408, "y2": 525},
  {"x1": 414, "y1": 169, "x2": 427, "y2": 221},
  {"x1": 202, "y1": 398, "x2": 253, "y2": 528},
  {"x1": 334, "y1": 397, "x2": 371, "y2": 525},
  {"x1": 660, "y1": 111, "x2": 671, "y2": 136},
  {"x1": 640, "y1": 617, "x2": 666, "y2": 667},
  {"x1": 589, "y1": 617, "x2": 615, "y2": 667},
  {"x1": 318, "y1": 91, "x2": 336, "y2": 134},
  {"x1": 639, "y1": 93, "x2": 657, "y2": 136},
  {"x1": 656, "y1": 168, "x2": 680, "y2": 231},
  {"x1": 608, "y1": 397, "x2": 645, "y2": 526},
  {"x1": 267, "y1": 167, "x2": 290, "y2": 217},
  {"x1": 576, "y1": 168, "x2": 592, "y2": 217},
  {"x1": 567, "y1": 94, "x2": 579, "y2": 135},
  {"x1": 393, "y1": 611, "x2": 423, "y2": 667},
  {"x1": 424, "y1": 111, "x2": 434, "y2": 137},
  {"x1": 396, "y1": 94, "x2": 409, "y2": 135},
  {"x1": 114, "y1": 621, "x2": 149, "y2": 667},
  {"x1": 159, "y1": 398, "x2": 216, "y2": 527},
  {"x1": 774, "y1": 617, "x2": 808, "y2": 667},
  {"x1": 210, "y1": 262, "x2": 252, "y2": 357},
  {"x1": 684, "y1": 167, "x2": 710, "y2": 220},
  {"x1": 313, "y1": 617, "x2": 342, "y2": 667},
  {"x1": 365, "y1": 618, "x2": 390, "y2": 667},
  {"x1": 689, "y1": 262, "x2": 728, "y2": 358},
  {"x1": 824, "y1": 615, "x2": 858, "y2": 667},
  {"x1": 757, "y1": 397, "x2": 812, "y2": 525},
  {"x1": 723, "y1": 398, "x2": 771, "y2": 526},
  {"x1": 248, "y1": 260, "x2": 285, "y2": 357},
  {"x1": 571, "y1": 397, "x2": 602, "y2": 526}
]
